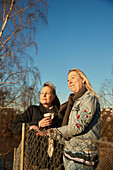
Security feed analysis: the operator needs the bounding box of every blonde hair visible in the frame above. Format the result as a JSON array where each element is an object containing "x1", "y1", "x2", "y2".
[
  {"x1": 68, "y1": 68, "x2": 99, "y2": 99},
  {"x1": 43, "y1": 81, "x2": 56, "y2": 95}
]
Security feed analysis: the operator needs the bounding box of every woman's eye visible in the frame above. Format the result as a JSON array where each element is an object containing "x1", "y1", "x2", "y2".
[
  {"x1": 41, "y1": 92, "x2": 51, "y2": 95},
  {"x1": 71, "y1": 76, "x2": 75, "y2": 79},
  {"x1": 46, "y1": 92, "x2": 51, "y2": 95}
]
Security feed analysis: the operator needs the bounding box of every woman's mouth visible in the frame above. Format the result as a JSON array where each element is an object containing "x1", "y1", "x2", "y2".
[
  {"x1": 42, "y1": 98, "x2": 47, "y2": 100},
  {"x1": 70, "y1": 85, "x2": 73, "y2": 87}
]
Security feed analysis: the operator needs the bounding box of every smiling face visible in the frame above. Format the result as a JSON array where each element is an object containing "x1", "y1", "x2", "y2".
[
  {"x1": 40, "y1": 86, "x2": 55, "y2": 108},
  {"x1": 67, "y1": 71, "x2": 83, "y2": 93}
]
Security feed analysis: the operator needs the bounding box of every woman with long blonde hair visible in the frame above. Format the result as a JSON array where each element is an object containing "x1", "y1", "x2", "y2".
[{"x1": 50, "y1": 68, "x2": 101, "y2": 169}]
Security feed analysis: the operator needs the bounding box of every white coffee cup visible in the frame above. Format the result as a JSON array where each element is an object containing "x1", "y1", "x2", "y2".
[{"x1": 44, "y1": 113, "x2": 54, "y2": 119}]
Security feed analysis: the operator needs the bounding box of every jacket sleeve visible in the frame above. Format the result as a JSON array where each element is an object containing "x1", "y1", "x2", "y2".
[
  {"x1": 12, "y1": 106, "x2": 33, "y2": 135},
  {"x1": 55, "y1": 95, "x2": 100, "y2": 138}
]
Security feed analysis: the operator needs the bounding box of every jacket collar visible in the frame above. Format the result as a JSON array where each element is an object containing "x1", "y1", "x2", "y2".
[{"x1": 39, "y1": 103, "x2": 58, "y2": 115}]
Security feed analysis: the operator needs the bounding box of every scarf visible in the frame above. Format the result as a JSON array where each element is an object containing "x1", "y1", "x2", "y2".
[
  {"x1": 39, "y1": 103, "x2": 58, "y2": 116},
  {"x1": 59, "y1": 85, "x2": 87, "y2": 126}
]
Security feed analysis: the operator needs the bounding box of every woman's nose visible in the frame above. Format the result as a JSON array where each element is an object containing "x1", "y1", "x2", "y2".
[
  {"x1": 43, "y1": 93, "x2": 46, "y2": 96},
  {"x1": 68, "y1": 79, "x2": 72, "y2": 84}
]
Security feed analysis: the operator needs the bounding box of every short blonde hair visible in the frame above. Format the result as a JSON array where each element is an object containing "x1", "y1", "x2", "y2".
[
  {"x1": 43, "y1": 81, "x2": 56, "y2": 95},
  {"x1": 68, "y1": 68, "x2": 99, "y2": 99},
  {"x1": 43, "y1": 81, "x2": 60, "y2": 109}
]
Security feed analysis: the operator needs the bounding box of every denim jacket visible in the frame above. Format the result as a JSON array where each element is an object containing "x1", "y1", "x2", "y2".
[{"x1": 51, "y1": 91, "x2": 101, "y2": 165}]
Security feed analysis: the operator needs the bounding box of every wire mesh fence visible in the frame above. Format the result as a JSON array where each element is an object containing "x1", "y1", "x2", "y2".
[
  {"x1": 13, "y1": 123, "x2": 64, "y2": 170},
  {"x1": 12, "y1": 123, "x2": 113, "y2": 170},
  {"x1": 97, "y1": 147, "x2": 113, "y2": 170}
]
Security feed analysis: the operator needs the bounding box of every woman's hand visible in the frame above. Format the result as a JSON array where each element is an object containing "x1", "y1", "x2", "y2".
[
  {"x1": 29, "y1": 125, "x2": 49, "y2": 136},
  {"x1": 39, "y1": 117, "x2": 52, "y2": 128},
  {"x1": 29, "y1": 125, "x2": 39, "y2": 131}
]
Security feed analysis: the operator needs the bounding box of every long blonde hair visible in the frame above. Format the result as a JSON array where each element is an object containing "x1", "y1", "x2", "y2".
[{"x1": 68, "y1": 68, "x2": 99, "y2": 99}]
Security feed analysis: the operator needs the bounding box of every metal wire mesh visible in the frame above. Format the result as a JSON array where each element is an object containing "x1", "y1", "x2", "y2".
[
  {"x1": 13, "y1": 123, "x2": 113, "y2": 170},
  {"x1": 97, "y1": 147, "x2": 113, "y2": 170},
  {"x1": 13, "y1": 124, "x2": 64, "y2": 170}
]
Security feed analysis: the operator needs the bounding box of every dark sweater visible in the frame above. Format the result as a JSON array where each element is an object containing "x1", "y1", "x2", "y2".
[{"x1": 13, "y1": 103, "x2": 61, "y2": 135}]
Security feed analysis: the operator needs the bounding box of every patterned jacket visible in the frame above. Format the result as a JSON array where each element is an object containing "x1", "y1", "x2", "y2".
[{"x1": 51, "y1": 91, "x2": 101, "y2": 166}]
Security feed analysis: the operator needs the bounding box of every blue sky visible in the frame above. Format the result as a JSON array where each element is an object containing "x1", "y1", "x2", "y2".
[{"x1": 31, "y1": 0, "x2": 113, "y2": 104}]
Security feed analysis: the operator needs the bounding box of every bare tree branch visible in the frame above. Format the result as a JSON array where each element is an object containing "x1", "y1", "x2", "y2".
[
  {"x1": 0, "y1": 0, "x2": 47, "y2": 111},
  {"x1": 99, "y1": 67, "x2": 113, "y2": 108},
  {"x1": 0, "y1": 0, "x2": 15, "y2": 38}
]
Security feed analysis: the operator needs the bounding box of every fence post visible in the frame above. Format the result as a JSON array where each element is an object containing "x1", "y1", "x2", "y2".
[
  {"x1": 13, "y1": 147, "x2": 16, "y2": 168},
  {"x1": 20, "y1": 123, "x2": 25, "y2": 170}
]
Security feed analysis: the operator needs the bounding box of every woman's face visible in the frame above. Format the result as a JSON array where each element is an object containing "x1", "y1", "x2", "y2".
[
  {"x1": 40, "y1": 86, "x2": 55, "y2": 108},
  {"x1": 68, "y1": 71, "x2": 83, "y2": 93}
]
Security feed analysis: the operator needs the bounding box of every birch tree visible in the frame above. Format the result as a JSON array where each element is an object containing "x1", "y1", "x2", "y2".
[{"x1": 0, "y1": 0, "x2": 47, "y2": 110}]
